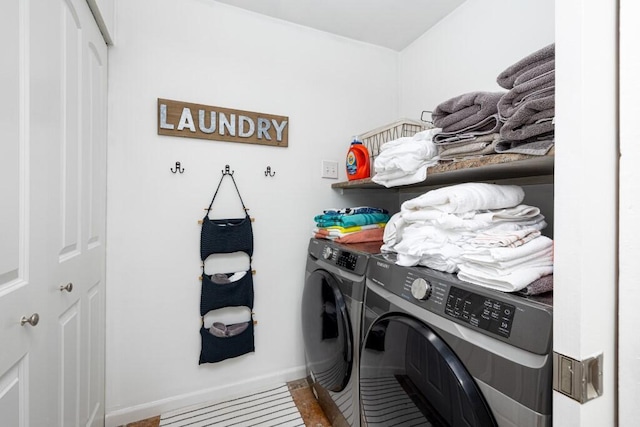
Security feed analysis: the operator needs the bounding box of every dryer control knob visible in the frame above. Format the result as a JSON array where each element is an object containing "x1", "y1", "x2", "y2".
[
  {"x1": 411, "y1": 278, "x2": 431, "y2": 301},
  {"x1": 322, "y1": 247, "x2": 334, "y2": 260}
]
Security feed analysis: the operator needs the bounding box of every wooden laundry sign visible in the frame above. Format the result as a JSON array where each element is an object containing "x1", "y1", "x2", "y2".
[{"x1": 157, "y1": 98, "x2": 288, "y2": 147}]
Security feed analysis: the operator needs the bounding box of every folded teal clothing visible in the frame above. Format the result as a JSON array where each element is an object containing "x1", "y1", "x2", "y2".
[{"x1": 315, "y1": 212, "x2": 390, "y2": 228}]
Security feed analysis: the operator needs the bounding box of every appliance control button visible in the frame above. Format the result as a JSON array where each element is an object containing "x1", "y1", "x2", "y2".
[
  {"x1": 411, "y1": 278, "x2": 431, "y2": 301},
  {"x1": 322, "y1": 247, "x2": 333, "y2": 260}
]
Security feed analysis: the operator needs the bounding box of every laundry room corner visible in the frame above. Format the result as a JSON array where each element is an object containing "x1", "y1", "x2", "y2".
[{"x1": 104, "y1": 0, "x2": 400, "y2": 424}]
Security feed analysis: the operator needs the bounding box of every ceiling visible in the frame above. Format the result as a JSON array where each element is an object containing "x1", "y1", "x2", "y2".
[{"x1": 214, "y1": 0, "x2": 467, "y2": 51}]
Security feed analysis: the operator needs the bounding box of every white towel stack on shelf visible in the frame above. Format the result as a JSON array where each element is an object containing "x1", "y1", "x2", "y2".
[
  {"x1": 384, "y1": 182, "x2": 553, "y2": 292},
  {"x1": 371, "y1": 128, "x2": 440, "y2": 188}
]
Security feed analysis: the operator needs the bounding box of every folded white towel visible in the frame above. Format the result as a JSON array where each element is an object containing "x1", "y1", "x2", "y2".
[
  {"x1": 401, "y1": 183, "x2": 525, "y2": 214},
  {"x1": 460, "y1": 259, "x2": 553, "y2": 283},
  {"x1": 396, "y1": 243, "x2": 463, "y2": 273},
  {"x1": 412, "y1": 127, "x2": 442, "y2": 142},
  {"x1": 393, "y1": 224, "x2": 465, "y2": 272},
  {"x1": 375, "y1": 146, "x2": 435, "y2": 172},
  {"x1": 372, "y1": 166, "x2": 431, "y2": 188},
  {"x1": 400, "y1": 208, "x2": 451, "y2": 223},
  {"x1": 469, "y1": 227, "x2": 541, "y2": 248},
  {"x1": 381, "y1": 212, "x2": 404, "y2": 252},
  {"x1": 372, "y1": 132, "x2": 440, "y2": 188},
  {"x1": 461, "y1": 246, "x2": 553, "y2": 270},
  {"x1": 462, "y1": 235, "x2": 553, "y2": 262},
  {"x1": 376, "y1": 139, "x2": 438, "y2": 164},
  {"x1": 457, "y1": 264, "x2": 554, "y2": 292},
  {"x1": 436, "y1": 205, "x2": 543, "y2": 231}
]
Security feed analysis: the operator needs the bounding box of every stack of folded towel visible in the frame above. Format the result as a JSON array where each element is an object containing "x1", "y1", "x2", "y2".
[
  {"x1": 496, "y1": 43, "x2": 555, "y2": 155},
  {"x1": 313, "y1": 206, "x2": 390, "y2": 244},
  {"x1": 431, "y1": 91, "x2": 506, "y2": 160},
  {"x1": 371, "y1": 128, "x2": 440, "y2": 188},
  {"x1": 383, "y1": 182, "x2": 553, "y2": 293}
]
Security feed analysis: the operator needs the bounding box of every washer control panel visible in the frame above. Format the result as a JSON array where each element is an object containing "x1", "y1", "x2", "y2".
[
  {"x1": 445, "y1": 286, "x2": 516, "y2": 338},
  {"x1": 366, "y1": 254, "x2": 553, "y2": 353},
  {"x1": 319, "y1": 245, "x2": 360, "y2": 272},
  {"x1": 335, "y1": 250, "x2": 359, "y2": 271}
]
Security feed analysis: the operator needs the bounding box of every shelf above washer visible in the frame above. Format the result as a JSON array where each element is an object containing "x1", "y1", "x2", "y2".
[{"x1": 332, "y1": 151, "x2": 554, "y2": 190}]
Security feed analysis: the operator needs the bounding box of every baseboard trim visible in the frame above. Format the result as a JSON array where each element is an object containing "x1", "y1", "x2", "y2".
[{"x1": 104, "y1": 365, "x2": 307, "y2": 427}]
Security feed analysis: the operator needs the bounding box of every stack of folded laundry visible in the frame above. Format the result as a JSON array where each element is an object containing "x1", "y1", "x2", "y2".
[
  {"x1": 431, "y1": 91, "x2": 506, "y2": 160},
  {"x1": 382, "y1": 182, "x2": 553, "y2": 293},
  {"x1": 371, "y1": 128, "x2": 440, "y2": 188},
  {"x1": 313, "y1": 206, "x2": 390, "y2": 244},
  {"x1": 496, "y1": 43, "x2": 555, "y2": 155}
]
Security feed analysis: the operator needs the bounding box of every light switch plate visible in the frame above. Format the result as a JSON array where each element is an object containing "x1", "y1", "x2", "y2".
[{"x1": 321, "y1": 160, "x2": 339, "y2": 179}]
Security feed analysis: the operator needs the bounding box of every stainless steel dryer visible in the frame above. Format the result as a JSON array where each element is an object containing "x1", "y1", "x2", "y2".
[
  {"x1": 302, "y1": 238, "x2": 381, "y2": 427},
  {"x1": 361, "y1": 253, "x2": 553, "y2": 427}
]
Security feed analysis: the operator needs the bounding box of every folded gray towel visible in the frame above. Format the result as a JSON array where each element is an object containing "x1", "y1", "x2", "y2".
[
  {"x1": 516, "y1": 274, "x2": 553, "y2": 295},
  {"x1": 495, "y1": 134, "x2": 554, "y2": 156},
  {"x1": 432, "y1": 91, "x2": 505, "y2": 133},
  {"x1": 497, "y1": 43, "x2": 555, "y2": 89},
  {"x1": 514, "y1": 60, "x2": 555, "y2": 86},
  {"x1": 498, "y1": 71, "x2": 555, "y2": 120},
  {"x1": 438, "y1": 133, "x2": 499, "y2": 160},
  {"x1": 500, "y1": 96, "x2": 555, "y2": 141},
  {"x1": 433, "y1": 114, "x2": 503, "y2": 144}
]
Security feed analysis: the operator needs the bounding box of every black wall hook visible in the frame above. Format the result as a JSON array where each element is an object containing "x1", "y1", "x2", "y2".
[
  {"x1": 222, "y1": 165, "x2": 234, "y2": 176},
  {"x1": 171, "y1": 161, "x2": 185, "y2": 173},
  {"x1": 264, "y1": 166, "x2": 275, "y2": 177}
]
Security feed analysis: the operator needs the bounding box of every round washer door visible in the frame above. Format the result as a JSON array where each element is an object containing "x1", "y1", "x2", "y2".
[
  {"x1": 301, "y1": 269, "x2": 353, "y2": 393},
  {"x1": 360, "y1": 314, "x2": 497, "y2": 427}
]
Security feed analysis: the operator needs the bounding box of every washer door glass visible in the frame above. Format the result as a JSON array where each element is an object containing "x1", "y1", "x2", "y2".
[
  {"x1": 302, "y1": 270, "x2": 353, "y2": 393},
  {"x1": 360, "y1": 314, "x2": 497, "y2": 427}
]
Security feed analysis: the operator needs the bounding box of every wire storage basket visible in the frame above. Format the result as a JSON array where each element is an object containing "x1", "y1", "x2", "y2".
[{"x1": 360, "y1": 119, "x2": 432, "y2": 170}]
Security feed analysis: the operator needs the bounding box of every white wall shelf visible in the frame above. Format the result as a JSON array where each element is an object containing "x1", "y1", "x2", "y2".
[{"x1": 332, "y1": 152, "x2": 554, "y2": 191}]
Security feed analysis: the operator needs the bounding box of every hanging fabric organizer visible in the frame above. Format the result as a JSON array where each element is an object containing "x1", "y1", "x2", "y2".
[{"x1": 199, "y1": 165, "x2": 255, "y2": 364}]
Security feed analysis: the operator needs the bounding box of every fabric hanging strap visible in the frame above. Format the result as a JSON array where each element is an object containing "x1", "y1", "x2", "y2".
[
  {"x1": 206, "y1": 172, "x2": 248, "y2": 216},
  {"x1": 200, "y1": 169, "x2": 254, "y2": 260}
]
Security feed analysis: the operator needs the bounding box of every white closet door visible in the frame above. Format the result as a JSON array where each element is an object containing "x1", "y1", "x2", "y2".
[
  {"x1": 0, "y1": 1, "x2": 41, "y2": 425},
  {"x1": 554, "y1": 0, "x2": 617, "y2": 425},
  {"x1": 0, "y1": 0, "x2": 108, "y2": 426},
  {"x1": 619, "y1": 0, "x2": 640, "y2": 424}
]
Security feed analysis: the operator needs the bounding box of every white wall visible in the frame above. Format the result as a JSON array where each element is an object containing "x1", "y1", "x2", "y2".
[
  {"x1": 105, "y1": 0, "x2": 399, "y2": 424},
  {"x1": 398, "y1": 0, "x2": 555, "y2": 123}
]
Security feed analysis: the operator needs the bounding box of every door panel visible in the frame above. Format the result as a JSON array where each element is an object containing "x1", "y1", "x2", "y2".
[
  {"x1": 81, "y1": 10, "x2": 108, "y2": 426},
  {"x1": 87, "y1": 282, "x2": 104, "y2": 425},
  {"x1": 86, "y1": 41, "x2": 107, "y2": 250},
  {"x1": 0, "y1": 359, "x2": 26, "y2": 427},
  {"x1": 60, "y1": 0, "x2": 82, "y2": 261},
  {"x1": 59, "y1": 304, "x2": 81, "y2": 427},
  {"x1": 0, "y1": 0, "x2": 22, "y2": 286}
]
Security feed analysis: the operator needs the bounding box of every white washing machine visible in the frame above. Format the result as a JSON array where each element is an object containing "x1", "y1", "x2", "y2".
[
  {"x1": 302, "y1": 238, "x2": 381, "y2": 427},
  {"x1": 361, "y1": 253, "x2": 553, "y2": 427}
]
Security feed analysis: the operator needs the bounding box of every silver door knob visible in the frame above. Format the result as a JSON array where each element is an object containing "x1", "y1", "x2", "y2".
[
  {"x1": 20, "y1": 313, "x2": 39, "y2": 327},
  {"x1": 59, "y1": 282, "x2": 73, "y2": 292}
]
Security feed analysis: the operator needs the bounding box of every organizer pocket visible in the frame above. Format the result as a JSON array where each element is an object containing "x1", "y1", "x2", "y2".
[
  {"x1": 199, "y1": 320, "x2": 255, "y2": 364},
  {"x1": 200, "y1": 215, "x2": 254, "y2": 260},
  {"x1": 200, "y1": 271, "x2": 254, "y2": 314}
]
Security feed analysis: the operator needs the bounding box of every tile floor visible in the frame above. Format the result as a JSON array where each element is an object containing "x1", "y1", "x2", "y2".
[{"x1": 122, "y1": 379, "x2": 331, "y2": 427}]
